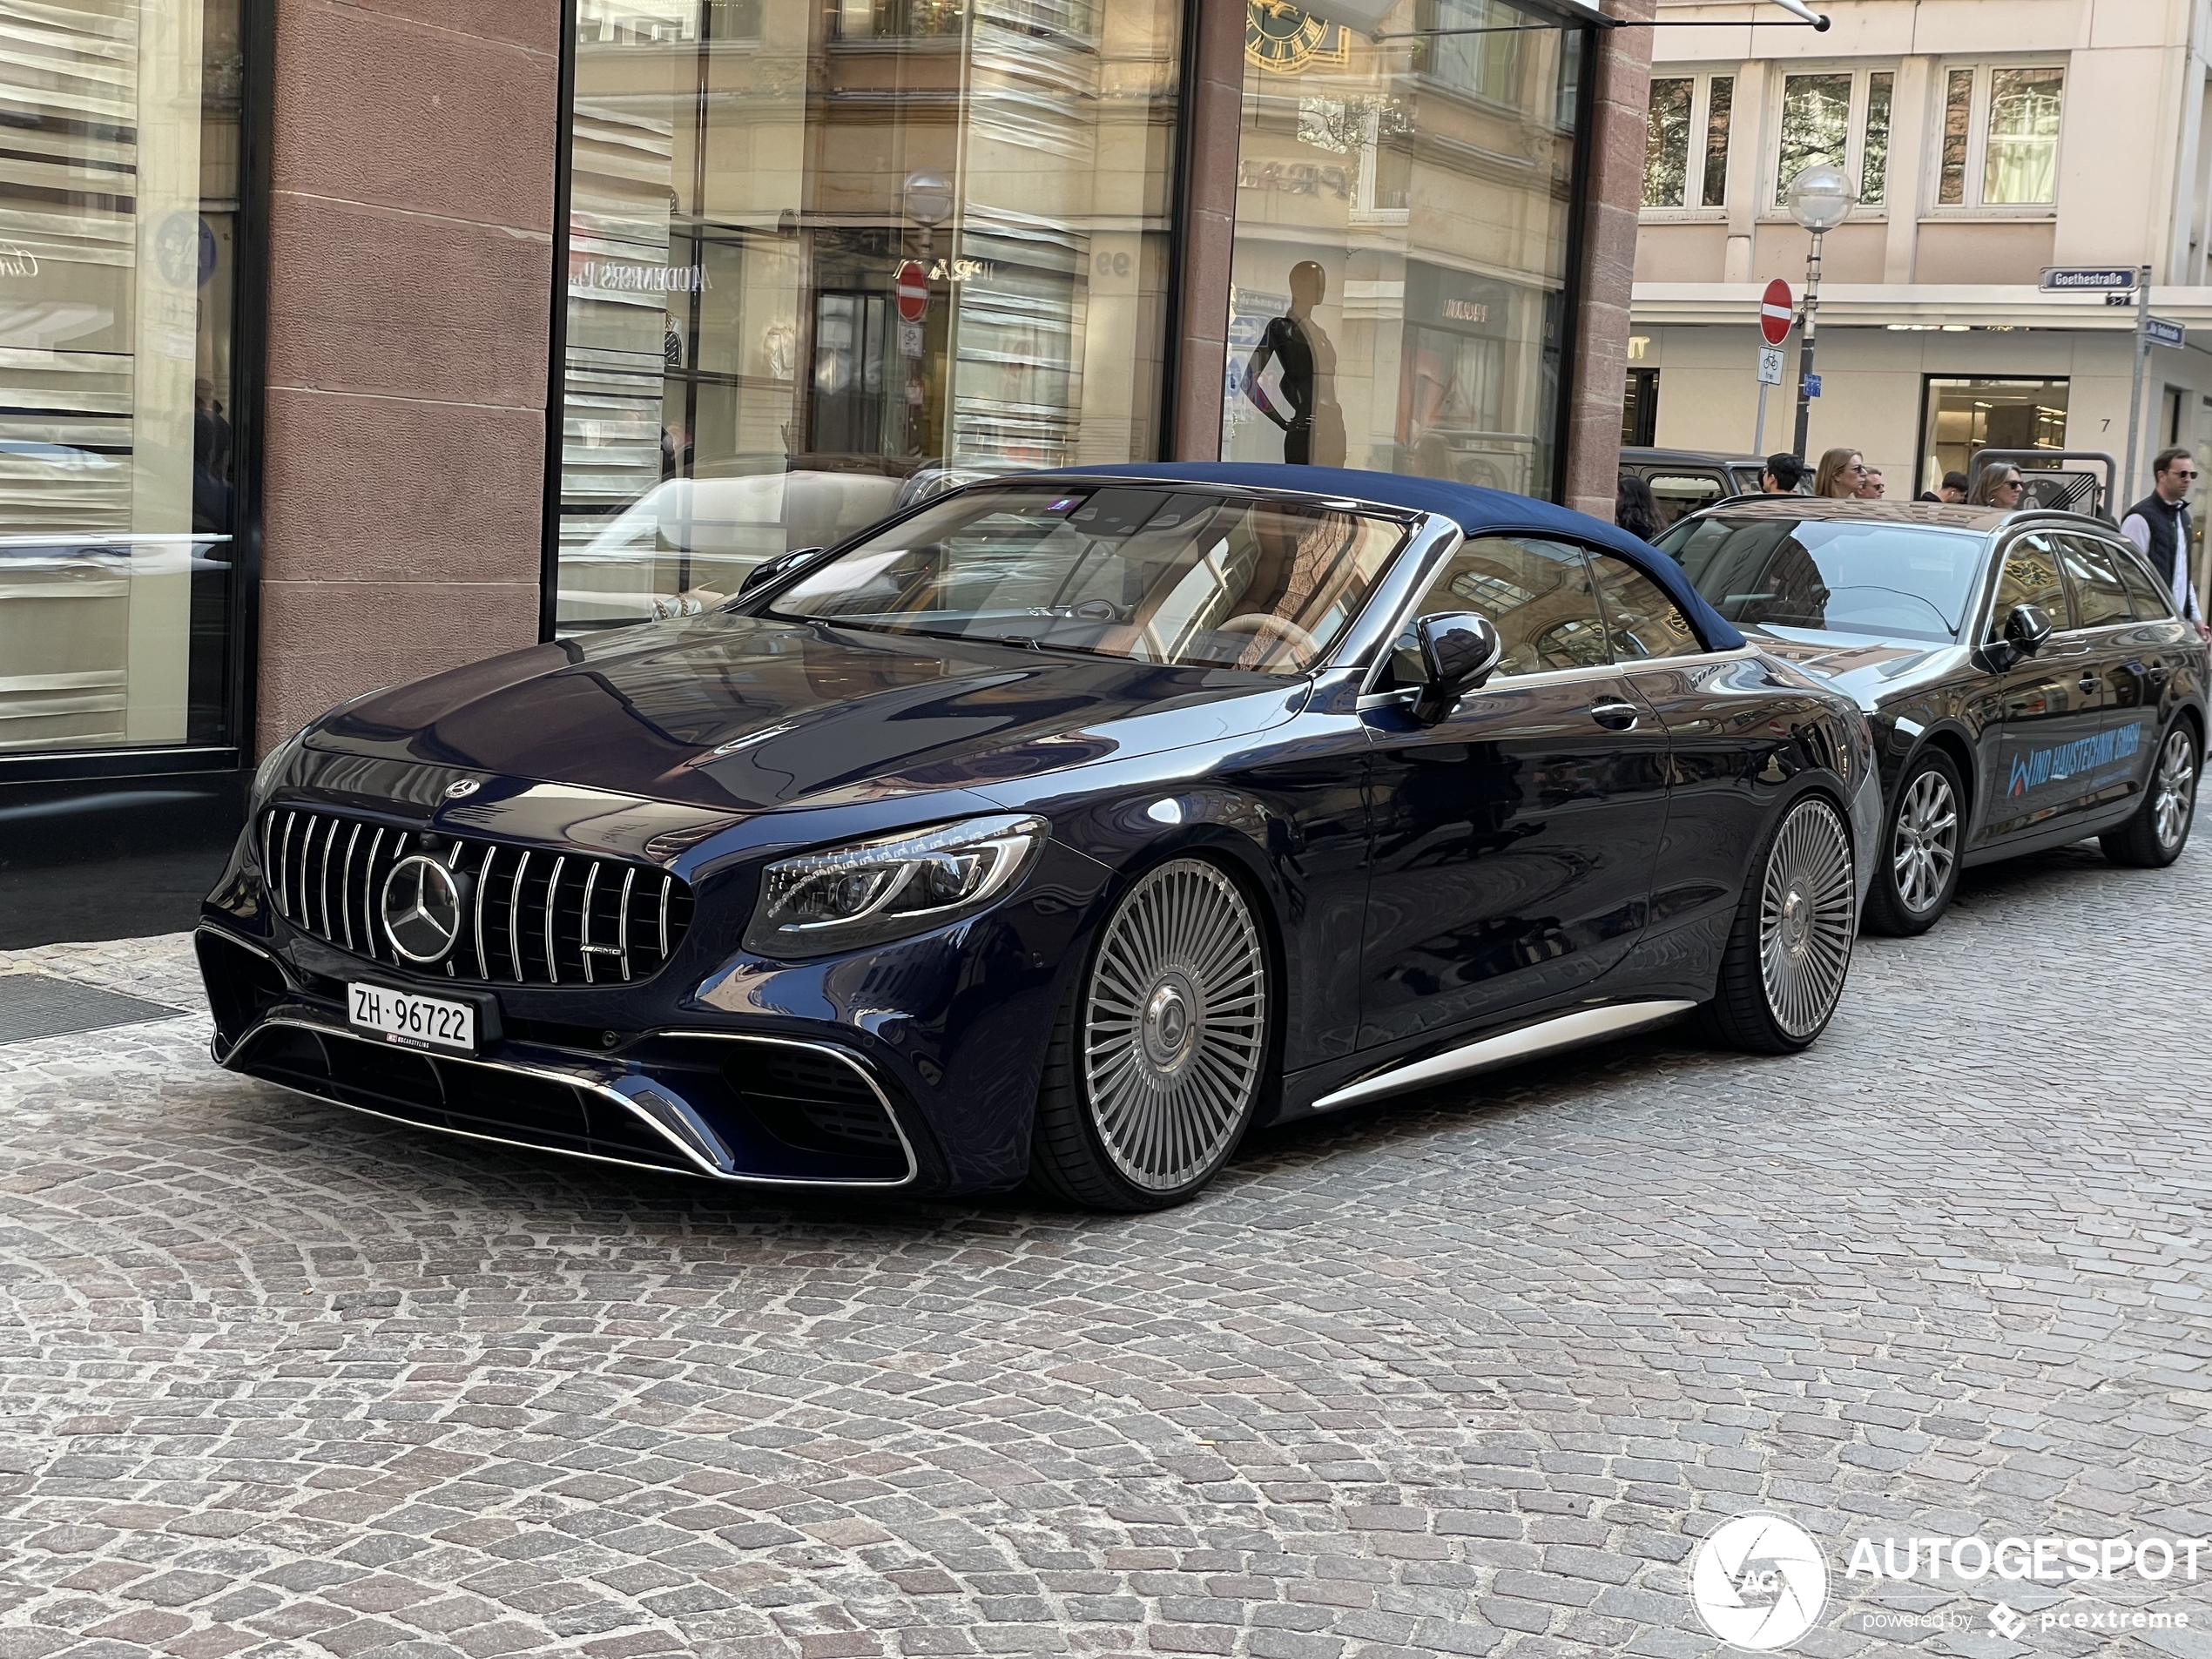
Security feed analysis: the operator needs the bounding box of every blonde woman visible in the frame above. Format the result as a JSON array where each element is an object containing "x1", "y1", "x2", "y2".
[
  {"x1": 1812, "y1": 448, "x2": 1867, "y2": 498},
  {"x1": 1971, "y1": 464, "x2": 2025, "y2": 509}
]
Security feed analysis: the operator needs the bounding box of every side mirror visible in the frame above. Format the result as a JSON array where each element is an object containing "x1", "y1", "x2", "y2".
[
  {"x1": 738, "y1": 546, "x2": 824, "y2": 599},
  {"x1": 2003, "y1": 602, "x2": 2053, "y2": 657},
  {"x1": 1413, "y1": 611, "x2": 1503, "y2": 725}
]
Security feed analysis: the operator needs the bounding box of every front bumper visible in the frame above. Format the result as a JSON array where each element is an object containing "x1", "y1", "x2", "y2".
[{"x1": 198, "y1": 927, "x2": 923, "y2": 1188}]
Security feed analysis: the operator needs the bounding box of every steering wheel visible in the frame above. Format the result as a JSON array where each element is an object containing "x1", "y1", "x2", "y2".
[{"x1": 1218, "y1": 612, "x2": 1322, "y2": 664}]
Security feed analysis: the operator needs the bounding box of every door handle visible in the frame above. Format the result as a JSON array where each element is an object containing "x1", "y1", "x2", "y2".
[
  {"x1": 2050, "y1": 640, "x2": 2092, "y2": 658},
  {"x1": 1588, "y1": 698, "x2": 1640, "y2": 731},
  {"x1": 2078, "y1": 673, "x2": 2101, "y2": 694}
]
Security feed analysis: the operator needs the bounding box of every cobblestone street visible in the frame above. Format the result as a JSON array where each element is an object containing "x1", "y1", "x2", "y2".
[{"x1": 2, "y1": 832, "x2": 2209, "y2": 1659}]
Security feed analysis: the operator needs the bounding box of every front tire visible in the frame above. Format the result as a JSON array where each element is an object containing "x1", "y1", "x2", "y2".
[
  {"x1": 1700, "y1": 794, "x2": 1857, "y2": 1055},
  {"x1": 1864, "y1": 749, "x2": 1963, "y2": 935},
  {"x1": 1028, "y1": 858, "x2": 1271, "y2": 1211},
  {"x1": 2101, "y1": 721, "x2": 2199, "y2": 868}
]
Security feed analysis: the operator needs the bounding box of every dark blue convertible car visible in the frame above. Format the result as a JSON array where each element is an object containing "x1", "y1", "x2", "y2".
[{"x1": 198, "y1": 465, "x2": 1878, "y2": 1210}]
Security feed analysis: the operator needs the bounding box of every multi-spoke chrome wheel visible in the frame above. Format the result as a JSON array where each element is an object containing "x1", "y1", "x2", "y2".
[
  {"x1": 1890, "y1": 768, "x2": 1958, "y2": 914},
  {"x1": 1757, "y1": 799, "x2": 1857, "y2": 1040},
  {"x1": 1080, "y1": 860, "x2": 1267, "y2": 1193},
  {"x1": 2152, "y1": 727, "x2": 2197, "y2": 852}
]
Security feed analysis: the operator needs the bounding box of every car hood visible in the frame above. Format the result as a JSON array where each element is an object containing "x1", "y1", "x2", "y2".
[
  {"x1": 1743, "y1": 624, "x2": 1959, "y2": 703},
  {"x1": 307, "y1": 612, "x2": 1305, "y2": 813}
]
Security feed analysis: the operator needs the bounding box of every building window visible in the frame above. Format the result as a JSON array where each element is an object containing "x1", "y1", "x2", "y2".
[
  {"x1": 1643, "y1": 78, "x2": 1692, "y2": 207},
  {"x1": 1776, "y1": 72, "x2": 1851, "y2": 205},
  {"x1": 0, "y1": 0, "x2": 251, "y2": 757},
  {"x1": 1860, "y1": 71, "x2": 1892, "y2": 205},
  {"x1": 1622, "y1": 369, "x2": 1659, "y2": 448},
  {"x1": 1919, "y1": 377, "x2": 2069, "y2": 493},
  {"x1": 1937, "y1": 64, "x2": 2065, "y2": 208},
  {"x1": 550, "y1": 0, "x2": 1182, "y2": 634},
  {"x1": 1223, "y1": 0, "x2": 1589, "y2": 500},
  {"x1": 1771, "y1": 66, "x2": 1897, "y2": 210},
  {"x1": 1643, "y1": 71, "x2": 1730, "y2": 210},
  {"x1": 1985, "y1": 67, "x2": 2064, "y2": 204},
  {"x1": 1701, "y1": 76, "x2": 1733, "y2": 207}
]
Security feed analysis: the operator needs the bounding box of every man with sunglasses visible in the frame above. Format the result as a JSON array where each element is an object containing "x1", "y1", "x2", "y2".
[{"x1": 2121, "y1": 447, "x2": 2209, "y2": 638}]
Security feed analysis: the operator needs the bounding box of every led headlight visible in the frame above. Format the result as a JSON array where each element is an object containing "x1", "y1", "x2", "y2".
[{"x1": 744, "y1": 814, "x2": 1048, "y2": 958}]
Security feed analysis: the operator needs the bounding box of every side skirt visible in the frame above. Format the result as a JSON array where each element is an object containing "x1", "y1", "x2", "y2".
[{"x1": 1301, "y1": 999, "x2": 1699, "y2": 1116}]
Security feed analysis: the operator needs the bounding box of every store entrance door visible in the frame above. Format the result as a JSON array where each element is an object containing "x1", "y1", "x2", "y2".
[{"x1": 809, "y1": 290, "x2": 888, "y2": 456}]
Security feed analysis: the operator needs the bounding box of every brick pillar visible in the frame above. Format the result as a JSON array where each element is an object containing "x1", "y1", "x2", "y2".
[
  {"x1": 257, "y1": 0, "x2": 562, "y2": 753},
  {"x1": 1170, "y1": 0, "x2": 1246, "y2": 460},
  {"x1": 1562, "y1": 2, "x2": 1653, "y2": 521}
]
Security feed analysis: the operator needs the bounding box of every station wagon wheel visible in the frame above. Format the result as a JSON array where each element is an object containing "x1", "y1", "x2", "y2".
[
  {"x1": 1701, "y1": 793, "x2": 1856, "y2": 1055},
  {"x1": 1029, "y1": 858, "x2": 1271, "y2": 1211},
  {"x1": 1865, "y1": 749, "x2": 1964, "y2": 936},
  {"x1": 2101, "y1": 721, "x2": 2200, "y2": 869}
]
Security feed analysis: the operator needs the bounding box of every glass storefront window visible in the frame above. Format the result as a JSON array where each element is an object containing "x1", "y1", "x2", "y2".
[
  {"x1": 0, "y1": 0, "x2": 245, "y2": 753},
  {"x1": 1919, "y1": 377, "x2": 2069, "y2": 494},
  {"x1": 1220, "y1": 0, "x2": 1584, "y2": 500},
  {"x1": 552, "y1": 0, "x2": 1183, "y2": 634}
]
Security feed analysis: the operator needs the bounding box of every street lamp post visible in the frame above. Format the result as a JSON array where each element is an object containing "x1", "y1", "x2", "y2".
[{"x1": 1784, "y1": 164, "x2": 1857, "y2": 462}]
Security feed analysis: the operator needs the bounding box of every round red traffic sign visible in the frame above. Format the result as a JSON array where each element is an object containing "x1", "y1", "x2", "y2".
[
  {"x1": 894, "y1": 260, "x2": 929, "y2": 323},
  {"x1": 1760, "y1": 278, "x2": 1794, "y2": 345}
]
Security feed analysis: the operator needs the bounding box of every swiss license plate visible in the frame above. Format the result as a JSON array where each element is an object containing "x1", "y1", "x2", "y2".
[{"x1": 347, "y1": 982, "x2": 476, "y2": 1055}]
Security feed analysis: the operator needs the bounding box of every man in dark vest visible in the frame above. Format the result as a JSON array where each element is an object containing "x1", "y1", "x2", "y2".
[{"x1": 2121, "y1": 447, "x2": 2209, "y2": 637}]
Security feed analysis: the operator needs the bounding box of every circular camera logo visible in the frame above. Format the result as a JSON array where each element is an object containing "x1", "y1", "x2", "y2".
[{"x1": 1690, "y1": 1513, "x2": 1829, "y2": 1651}]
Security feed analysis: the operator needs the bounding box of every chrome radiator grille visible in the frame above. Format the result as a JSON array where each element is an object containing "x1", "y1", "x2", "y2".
[{"x1": 261, "y1": 805, "x2": 695, "y2": 986}]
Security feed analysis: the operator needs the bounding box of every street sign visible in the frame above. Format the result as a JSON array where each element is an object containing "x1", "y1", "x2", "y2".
[
  {"x1": 897, "y1": 319, "x2": 924, "y2": 358},
  {"x1": 1760, "y1": 279, "x2": 1794, "y2": 345},
  {"x1": 894, "y1": 260, "x2": 929, "y2": 322},
  {"x1": 2146, "y1": 316, "x2": 2186, "y2": 349},
  {"x1": 1803, "y1": 373, "x2": 1822, "y2": 397},
  {"x1": 1757, "y1": 347, "x2": 1784, "y2": 385},
  {"x1": 2040, "y1": 266, "x2": 2138, "y2": 293}
]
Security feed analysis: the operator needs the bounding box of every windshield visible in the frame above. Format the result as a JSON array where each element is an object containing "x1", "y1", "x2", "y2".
[
  {"x1": 1658, "y1": 516, "x2": 1985, "y2": 643},
  {"x1": 765, "y1": 484, "x2": 1410, "y2": 674}
]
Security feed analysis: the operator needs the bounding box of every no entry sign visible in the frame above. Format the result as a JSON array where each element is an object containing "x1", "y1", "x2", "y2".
[
  {"x1": 894, "y1": 260, "x2": 929, "y2": 323},
  {"x1": 1760, "y1": 279, "x2": 1794, "y2": 346}
]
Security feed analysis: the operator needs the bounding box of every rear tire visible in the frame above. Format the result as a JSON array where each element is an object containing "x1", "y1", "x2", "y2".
[
  {"x1": 1700, "y1": 794, "x2": 1856, "y2": 1055},
  {"x1": 1028, "y1": 858, "x2": 1271, "y2": 1211},
  {"x1": 2101, "y1": 721, "x2": 2198, "y2": 868},
  {"x1": 1863, "y1": 749, "x2": 1963, "y2": 936}
]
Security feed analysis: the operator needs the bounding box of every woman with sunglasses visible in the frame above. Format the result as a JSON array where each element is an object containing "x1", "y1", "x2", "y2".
[{"x1": 1970, "y1": 464, "x2": 2024, "y2": 508}]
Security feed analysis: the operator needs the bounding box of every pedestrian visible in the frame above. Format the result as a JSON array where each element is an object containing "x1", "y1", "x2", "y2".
[
  {"x1": 1939, "y1": 469, "x2": 1969, "y2": 504},
  {"x1": 1971, "y1": 463, "x2": 2024, "y2": 508},
  {"x1": 1857, "y1": 466, "x2": 1886, "y2": 500},
  {"x1": 1812, "y1": 447, "x2": 1866, "y2": 498},
  {"x1": 1761, "y1": 452, "x2": 1804, "y2": 493},
  {"x1": 2121, "y1": 446, "x2": 2209, "y2": 637},
  {"x1": 1615, "y1": 472, "x2": 1664, "y2": 542}
]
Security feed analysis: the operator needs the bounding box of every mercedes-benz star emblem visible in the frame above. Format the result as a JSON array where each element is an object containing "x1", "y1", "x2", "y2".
[
  {"x1": 445, "y1": 779, "x2": 481, "y2": 799},
  {"x1": 381, "y1": 854, "x2": 469, "y2": 964}
]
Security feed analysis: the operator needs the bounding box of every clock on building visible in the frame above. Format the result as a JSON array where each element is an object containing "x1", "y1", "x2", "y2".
[{"x1": 1244, "y1": 0, "x2": 1336, "y2": 71}]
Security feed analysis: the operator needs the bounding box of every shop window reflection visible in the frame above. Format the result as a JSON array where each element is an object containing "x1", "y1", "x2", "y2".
[
  {"x1": 556, "y1": 0, "x2": 1177, "y2": 633},
  {"x1": 1221, "y1": 0, "x2": 1583, "y2": 500},
  {"x1": 0, "y1": 0, "x2": 244, "y2": 755}
]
